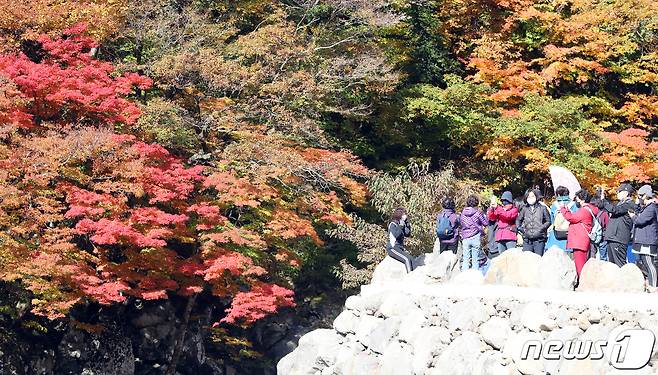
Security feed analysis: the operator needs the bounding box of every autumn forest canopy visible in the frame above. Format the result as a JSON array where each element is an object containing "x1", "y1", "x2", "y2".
[{"x1": 0, "y1": 0, "x2": 657, "y2": 372}]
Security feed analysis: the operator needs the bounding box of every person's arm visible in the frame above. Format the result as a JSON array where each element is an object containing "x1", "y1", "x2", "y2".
[
  {"x1": 515, "y1": 208, "x2": 525, "y2": 234},
  {"x1": 540, "y1": 205, "x2": 551, "y2": 232},
  {"x1": 633, "y1": 205, "x2": 653, "y2": 227},
  {"x1": 487, "y1": 207, "x2": 498, "y2": 221},
  {"x1": 560, "y1": 206, "x2": 586, "y2": 224},
  {"x1": 477, "y1": 211, "x2": 487, "y2": 235},
  {"x1": 603, "y1": 199, "x2": 635, "y2": 217},
  {"x1": 402, "y1": 220, "x2": 412, "y2": 237}
]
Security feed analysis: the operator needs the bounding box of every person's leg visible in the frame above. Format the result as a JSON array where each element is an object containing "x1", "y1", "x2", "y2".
[
  {"x1": 448, "y1": 242, "x2": 457, "y2": 255},
  {"x1": 573, "y1": 249, "x2": 588, "y2": 277},
  {"x1": 505, "y1": 240, "x2": 516, "y2": 250},
  {"x1": 522, "y1": 238, "x2": 533, "y2": 252},
  {"x1": 461, "y1": 237, "x2": 472, "y2": 271},
  {"x1": 471, "y1": 235, "x2": 481, "y2": 270},
  {"x1": 533, "y1": 240, "x2": 545, "y2": 256},
  {"x1": 599, "y1": 241, "x2": 608, "y2": 261},
  {"x1": 387, "y1": 247, "x2": 414, "y2": 273},
  {"x1": 636, "y1": 252, "x2": 657, "y2": 288},
  {"x1": 608, "y1": 242, "x2": 627, "y2": 267},
  {"x1": 497, "y1": 241, "x2": 505, "y2": 255}
]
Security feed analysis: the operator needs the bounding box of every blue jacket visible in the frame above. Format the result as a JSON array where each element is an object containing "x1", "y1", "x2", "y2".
[{"x1": 633, "y1": 202, "x2": 658, "y2": 246}]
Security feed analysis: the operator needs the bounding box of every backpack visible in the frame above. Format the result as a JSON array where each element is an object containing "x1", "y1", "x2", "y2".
[
  {"x1": 436, "y1": 213, "x2": 455, "y2": 240},
  {"x1": 553, "y1": 208, "x2": 570, "y2": 240},
  {"x1": 582, "y1": 205, "x2": 603, "y2": 245}
]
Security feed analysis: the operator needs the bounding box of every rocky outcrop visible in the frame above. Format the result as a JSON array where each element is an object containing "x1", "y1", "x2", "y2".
[{"x1": 279, "y1": 248, "x2": 657, "y2": 375}]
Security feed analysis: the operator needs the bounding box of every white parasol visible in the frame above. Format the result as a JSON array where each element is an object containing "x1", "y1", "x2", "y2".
[{"x1": 549, "y1": 165, "x2": 581, "y2": 199}]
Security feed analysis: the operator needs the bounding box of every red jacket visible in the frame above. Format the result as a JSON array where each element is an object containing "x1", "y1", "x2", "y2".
[
  {"x1": 487, "y1": 204, "x2": 519, "y2": 241},
  {"x1": 561, "y1": 203, "x2": 599, "y2": 251}
]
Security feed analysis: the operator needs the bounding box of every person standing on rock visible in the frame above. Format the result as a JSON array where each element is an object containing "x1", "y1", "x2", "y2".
[
  {"x1": 386, "y1": 207, "x2": 414, "y2": 273},
  {"x1": 516, "y1": 189, "x2": 551, "y2": 256},
  {"x1": 629, "y1": 185, "x2": 658, "y2": 289},
  {"x1": 436, "y1": 197, "x2": 460, "y2": 254},
  {"x1": 487, "y1": 191, "x2": 519, "y2": 255},
  {"x1": 560, "y1": 189, "x2": 599, "y2": 279},
  {"x1": 602, "y1": 183, "x2": 637, "y2": 267},
  {"x1": 460, "y1": 195, "x2": 488, "y2": 271}
]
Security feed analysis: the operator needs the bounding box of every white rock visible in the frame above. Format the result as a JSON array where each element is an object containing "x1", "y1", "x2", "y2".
[
  {"x1": 397, "y1": 307, "x2": 427, "y2": 343},
  {"x1": 359, "y1": 317, "x2": 400, "y2": 354},
  {"x1": 471, "y1": 350, "x2": 518, "y2": 375},
  {"x1": 544, "y1": 325, "x2": 583, "y2": 374},
  {"x1": 480, "y1": 316, "x2": 512, "y2": 350},
  {"x1": 371, "y1": 256, "x2": 408, "y2": 285},
  {"x1": 484, "y1": 249, "x2": 542, "y2": 288},
  {"x1": 277, "y1": 329, "x2": 342, "y2": 375},
  {"x1": 431, "y1": 331, "x2": 485, "y2": 375},
  {"x1": 423, "y1": 251, "x2": 458, "y2": 283},
  {"x1": 502, "y1": 330, "x2": 543, "y2": 375},
  {"x1": 333, "y1": 310, "x2": 358, "y2": 335},
  {"x1": 521, "y1": 301, "x2": 550, "y2": 332},
  {"x1": 448, "y1": 298, "x2": 495, "y2": 331},
  {"x1": 379, "y1": 342, "x2": 414, "y2": 375},
  {"x1": 377, "y1": 291, "x2": 417, "y2": 318},
  {"x1": 540, "y1": 247, "x2": 577, "y2": 290},
  {"x1": 619, "y1": 263, "x2": 646, "y2": 293},
  {"x1": 344, "y1": 295, "x2": 363, "y2": 311},
  {"x1": 410, "y1": 327, "x2": 451, "y2": 374}
]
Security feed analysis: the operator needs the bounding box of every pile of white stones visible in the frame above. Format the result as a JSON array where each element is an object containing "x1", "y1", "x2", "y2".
[{"x1": 278, "y1": 248, "x2": 658, "y2": 375}]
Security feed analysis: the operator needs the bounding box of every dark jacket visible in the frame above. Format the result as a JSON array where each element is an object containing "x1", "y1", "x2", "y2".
[
  {"x1": 633, "y1": 202, "x2": 658, "y2": 246},
  {"x1": 516, "y1": 203, "x2": 551, "y2": 240},
  {"x1": 602, "y1": 199, "x2": 637, "y2": 244},
  {"x1": 460, "y1": 207, "x2": 487, "y2": 239},
  {"x1": 387, "y1": 220, "x2": 411, "y2": 251}
]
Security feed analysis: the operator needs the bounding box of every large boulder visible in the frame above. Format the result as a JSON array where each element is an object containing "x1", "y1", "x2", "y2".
[
  {"x1": 371, "y1": 256, "x2": 409, "y2": 285},
  {"x1": 423, "y1": 251, "x2": 459, "y2": 283},
  {"x1": 484, "y1": 249, "x2": 542, "y2": 288},
  {"x1": 277, "y1": 329, "x2": 342, "y2": 375},
  {"x1": 431, "y1": 332, "x2": 486, "y2": 375},
  {"x1": 540, "y1": 246, "x2": 577, "y2": 290},
  {"x1": 502, "y1": 330, "x2": 543, "y2": 375},
  {"x1": 578, "y1": 259, "x2": 645, "y2": 293}
]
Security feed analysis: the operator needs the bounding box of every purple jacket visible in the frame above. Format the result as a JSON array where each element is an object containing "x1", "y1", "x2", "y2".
[
  {"x1": 437, "y1": 209, "x2": 460, "y2": 244},
  {"x1": 460, "y1": 207, "x2": 487, "y2": 239}
]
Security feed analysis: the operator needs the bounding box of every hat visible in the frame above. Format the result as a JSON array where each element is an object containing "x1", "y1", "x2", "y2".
[
  {"x1": 616, "y1": 183, "x2": 634, "y2": 194},
  {"x1": 638, "y1": 184, "x2": 654, "y2": 198},
  {"x1": 501, "y1": 191, "x2": 513, "y2": 204}
]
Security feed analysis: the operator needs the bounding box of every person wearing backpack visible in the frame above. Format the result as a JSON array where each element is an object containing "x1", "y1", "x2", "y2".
[
  {"x1": 436, "y1": 197, "x2": 460, "y2": 254},
  {"x1": 601, "y1": 183, "x2": 637, "y2": 267},
  {"x1": 386, "y1": 207, "x2": 414, "y2": 273},
  {"x1": 460, "y1": 195, "x2": 487, "y2": 270},
  {"x1": 547, "y1": 186, "x2": 576, "y2": 252},
  {"x1": 487, "y1": 191, "x2": 519, "y2": 255},
  {"x1": 516, "y1": 189, "x2": 551, "y2": 256},
  {"x1": 590, "y1": 196, "x2": 610, "y2": 261},
  {"x1": 630, "y1": 185, "x2": 658, "y2": 289},
  {"x1": 560, "y1": 189, "x2": 600, "y2": 279}
]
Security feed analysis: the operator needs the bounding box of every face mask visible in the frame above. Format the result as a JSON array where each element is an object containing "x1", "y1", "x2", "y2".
[
  {"x1": 575, "y1": 201, "x2": 582, "y2": 208},
  {"x1": 617, "y1": 191, "x2": 627, "y2": 201},
  {"x1": 527, "y1": 197, "x2": 537, "y2": 205}
]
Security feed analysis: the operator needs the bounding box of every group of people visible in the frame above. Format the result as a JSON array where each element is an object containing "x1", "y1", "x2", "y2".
[{"x1": 386, "y1": 183, "x2": 658, "y2": 289}]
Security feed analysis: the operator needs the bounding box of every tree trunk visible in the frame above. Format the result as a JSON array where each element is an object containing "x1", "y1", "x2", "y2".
[{"x1": 165, "y1": 294, "x2": 197, "y2": 375}]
